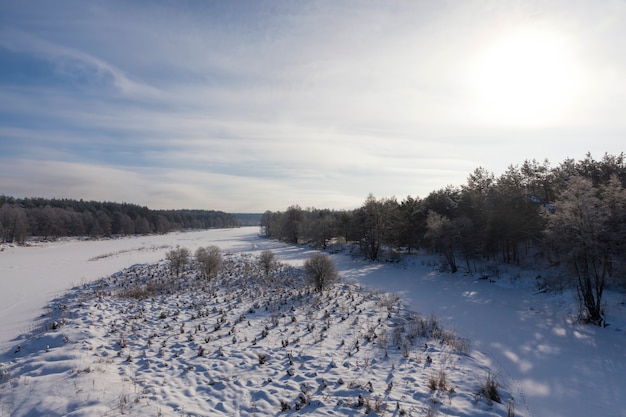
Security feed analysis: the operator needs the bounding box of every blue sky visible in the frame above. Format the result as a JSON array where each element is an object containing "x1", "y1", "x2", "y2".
[{"x1": 1, "y1": 1, "x2": 624, "y2": 212}]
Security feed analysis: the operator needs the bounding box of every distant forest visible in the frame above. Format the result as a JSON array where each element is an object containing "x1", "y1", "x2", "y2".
[
  {"x1": 0, "y1": 197, "x2": 243, "y2": 242},
  {"x1": 261, "y1": 153, "x2": 626, "y2": 324}
]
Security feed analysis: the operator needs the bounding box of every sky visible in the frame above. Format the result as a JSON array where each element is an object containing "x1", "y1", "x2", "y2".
[{"x1": 0, "y1": 0, "x2": 624, "y2": 212}]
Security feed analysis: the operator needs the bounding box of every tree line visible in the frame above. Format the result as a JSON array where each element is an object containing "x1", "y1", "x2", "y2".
[
  {"x1": 261, "y1": 153, "x2": 626, "y2": 325},
  {"x1": 0, "y1": 197, "x2": 241, "y2": 242}
]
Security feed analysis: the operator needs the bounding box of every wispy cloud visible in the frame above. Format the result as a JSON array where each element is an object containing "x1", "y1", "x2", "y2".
[
  {"x1": 0, "y1": 28, "x2": 162, "y2": 99},
  {"x1": 0, "y1": 1, "x2": 624, "y2": 211}
]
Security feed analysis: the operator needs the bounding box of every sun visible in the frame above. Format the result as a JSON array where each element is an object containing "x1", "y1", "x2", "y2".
[{"x1": 467, "y1": 27, "x2": 582, "y2": 127}]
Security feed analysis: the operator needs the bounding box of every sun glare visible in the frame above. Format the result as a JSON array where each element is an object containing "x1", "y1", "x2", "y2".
[{"x1": 467, "y1": 27, "x2": 582, "y2": 127}]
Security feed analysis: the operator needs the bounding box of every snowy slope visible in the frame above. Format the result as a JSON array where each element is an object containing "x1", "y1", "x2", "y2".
[
  {"x1": 1, "y1": 227, "x2": 624, "y2": 416},
  {"x1": 0, "y1": 228, "x2": 257, "y2": 354},
  {"x1": 340, "y1": 258, "x2": 626, "y2": 417},
  {"x1": 1, "y1": 253, "x2": 509, "y2": 416}
]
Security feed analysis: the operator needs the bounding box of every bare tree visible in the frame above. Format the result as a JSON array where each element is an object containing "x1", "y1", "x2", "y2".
[
  {"x1": 309, "y1": 212, "x2": 336, "y2": 249},
  {"x1": 96, "y1": 210, "x2": 112, "y2": 237},
  {"x1": 155, "y1": 215, "x2": 171, "y2": 234},
  {"x1": 281, "y1": 205, "x2": 304, "y2": 244},
  {"x1": 118, "y1": 213, "x2": 136, "y2": 235},
  {"x1": 195, "y1": 245, "x2": 222, "y2": 279},
  {"x1": 0, "y1": 204, "x2": 29, "y2": 243},
  {"x1": 135, "y1": 216, "x2": 151, "y2": 235},
  {"x1": 166, "y1": 247, "x2": 191, "y2": 277},
  {"x1": 304, "y1": 254, "x2": 339, "y2": 291},
  {"x1": 260, "y1": 210, "x2": 274, "y2": 238},
  {"x1": 258, "y1": 250, "x2": 276, "y2": 277}
]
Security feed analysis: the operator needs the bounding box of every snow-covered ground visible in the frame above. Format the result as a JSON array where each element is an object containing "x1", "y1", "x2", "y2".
[{"x1": 1, "y1": 227, "x2": 625, "y2": 416}]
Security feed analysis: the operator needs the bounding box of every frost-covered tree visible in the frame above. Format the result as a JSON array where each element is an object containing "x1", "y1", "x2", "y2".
[
  {"x1": 166, "y1": 247, "x2": 191, "y2": 277},
  {"x1": 135, "y1": 216, "x2": 151, "y2": 235},
  {"x1": 0, "y1": 204, "x2": 28, "y2": 243},
  {"x1": 195, "y1": 245, "x2": 222, "y2": 279},
  {"x1": 304, "y1": 254, "x2": 339, "y2": 291},
  {"x1": 258, "y1": 250, "x2": 276, "y2": 277},
  {"x1": 424, "y1": 210, "x2": 458, "y2": 273},
  {"x1": 546, "y1": 175, "x2": 626, "y2": 325},
  {"x1": 96, "y1": 211, "x2": 112, "y2": 237}
]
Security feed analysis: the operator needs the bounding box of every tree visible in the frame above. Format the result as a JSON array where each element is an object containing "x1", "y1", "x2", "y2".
[
  {"x1": 135, "y1": 216, "x2": 151, "y2": 235},
  {"x1": 310, "y1": 211, "x2": 336, "y2": 249},
  {"x1": 602, "y1": 175, "x2": 626, "y2": 285},
  {"x1": 260, "y1": 210, "x2": 274, "y2": 238},
  {"x1": 458, "y1": 167, "x2": 493, "y2": 260},
  {"x1": 96, "y1": 210, "x2": 112, "y2": 237},
  {"x1": 258, "y1": 250, "x2": 276, "y2": 277},
  {"x1": 424, "y1": 210, "x2": 459, "y2": 273},
  {"x1": 521, "y1": 158, "x2": 554, "y2": 202},
  {"x1": 155, "y1": 215, "x2": 170, "y2": 234},
  {"x1": 339, "y1": 211, "x2": 353, "y2": 243},
  {"x1": 396, "y1": 195, "x2": 424, "y2": 254},
  {"x1": 281, "y1": 205, "x2": 304, "y2": 244},
  {"x1": 166, "y1": 247, "x2": 191, "y2": 277},
  {"x1": 494, "y1": 166, "x2": 547, "y2": 262},
  {"x1": 355, "y1": 194, "x2": 396, "y2": 260},
  {"x1": 423, "y1": 186, "x2": 460, "y2": 219},
  {"x1": 546, "y1": 176, "x2": 624, "y2": 325},
  {"x1": 0, "y1": 204, "x2": 28, "y2": 243},
  {"x1": 115, "y1": 213, "x2": 135, "y2": 235},
  {"x1": 195, "y1": 245, "x2": 222, "y2": 279},
  {"x1": 304, "y1": 253, "x2": 339, "y2": 291},
  {"x1": 34, "y1": 206, "x2": 59, "y2": 239}
]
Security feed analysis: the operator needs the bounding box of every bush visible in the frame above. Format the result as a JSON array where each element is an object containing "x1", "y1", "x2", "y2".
[
  {"x1": 195, "y1": 245, "x2": 222, "y2": 279},
  {"x1": 480, "y1": 372, "x2": 501, "y2": 404},
  {"x1": 304, "y1": 254, "x2": 339, "y2": 291},
  {"x1": 166, "y1": 247, "x2": 190, "y2": 276},
  {"x1": 258, "y1": 250, "x2": 276, "y2": 277}
]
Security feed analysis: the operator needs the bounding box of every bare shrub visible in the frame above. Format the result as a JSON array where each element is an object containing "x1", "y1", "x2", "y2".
[
  {"x1": 257, "y1": 353, "x2": 269, "y2": 365},
  {"x1": 507, "y1": 399, "x2": 515, "y2": 417},
  {"x1": 440, "y1": 329, "x2": 470, "y2": 354},
  {"x1": 427, "y1": 370, "x2": 449, "y2": 391},
  {"x1": 166, "y1": 247, "x2": 190, "y2": 276},
  {"x1": 373, "y1": 396, "x2": 385, "y2": 413},
  {"x1": 377, "y1": 329, "x2": 388, "y2": 351},
  {"x1": 280, "y1": 400, "x2": 291, "y2": 411},
  {"x1": 438, "y1": 370, "x2": 448, "y2": 390},
  {"x1": 392, "y1": 325, "x2": 403, "y2": 347},
  {"x1": 428, "y1": 375, "x2": 438, "y2": 391},
  {"x1": 479, "y1": 372, "x2": 501, "y2": 404},
  {"x1": 195, "y1": 246, "x2": 222, "y2": 279},
  {"x1": 425, "y1": 405, "x2": 439, "y2": 417},
  {"x1": 304, "y1": 254, "x2": 339, "y2": 291},
  {"x1": 258, "y1": 250, "x2": 276, "y2": 277}
]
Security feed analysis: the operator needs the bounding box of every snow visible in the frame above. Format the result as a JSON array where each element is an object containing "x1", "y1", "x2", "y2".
[
  {"x1": 345, "y1": 261, "x2": 626, "y2": 417},
  {"x1": 1, "y1": 227, "x2": 625, "y2": 416}
]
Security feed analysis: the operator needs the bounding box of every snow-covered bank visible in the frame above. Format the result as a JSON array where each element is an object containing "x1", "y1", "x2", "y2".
[
  {"x1": 1, "y1": 228, "x2": 625, "y2": 416},
  {"x1": 1, "y1": 241, "x2": 508, "y2": 417},
  {"x1": 0, "y1": 228, "x2": 259, "y2": 354},
  {"x1": 333, "y1": 257, "x2": 626, "y2": 417}
]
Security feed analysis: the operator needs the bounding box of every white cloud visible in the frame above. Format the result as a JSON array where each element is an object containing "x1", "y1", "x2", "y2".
[{"x1": 0, "y1": 1, "x2": 624, "y2": 211}]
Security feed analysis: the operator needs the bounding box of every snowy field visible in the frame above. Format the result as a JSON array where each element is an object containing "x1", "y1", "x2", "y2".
[{"x1": 1, "y1": 227, "x2": 625, "y2": 417}]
